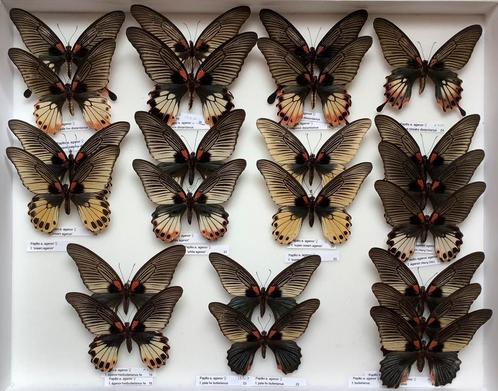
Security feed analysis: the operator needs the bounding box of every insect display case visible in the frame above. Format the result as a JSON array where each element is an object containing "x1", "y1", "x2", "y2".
[{"x1": 0, "y1": 0, "x2": 497, "y2": 390}]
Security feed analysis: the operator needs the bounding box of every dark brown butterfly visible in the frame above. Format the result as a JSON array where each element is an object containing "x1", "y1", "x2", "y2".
[
  {"x1": 371, "y1": 305, "x2": 491, "y2": 387},
  {"x1": 9, "y1": 119, "x2": 129, "y2": 180},
  {"x1": 369, "y1": 248, "x2": 484, "y2": 314},
  {"x1": 10, "y1": 9, "x2": 124, "y2": 99},
  {"x1": 127, "y1": 27, "x2": 257, "y2": 127},
  {"x1": 67, "y1": 243, "x2": 185, "y2": 314},
  {"x1": 209, "y1": 299, "x2": 320, "y2": 375},
  {"x1": 257, "y1": 159, "x2": 372, "y2": 245},
  {"x1": 374, "y1": 18, "x2": 482, "y2": 115},
  {"x1": 257, "y1": 117, "x2": 370, "y2": 186},
  {"x1": 66, "y1": 287, "x2": 183, "y2": 372},
  {"x1": 7, "y1": 145, "x2": 119, "y2": 234},
  {"x1": 136, "y1": 109, "x2": 245, "y2": 185},
  {"x1": 260, "y1": 9, "x2": 368, "y2": 72},
  {"x1": 9, "y1": 39, "x2": 116, "y2": 134},
  {"x1": 209, "y1": 252, "x2": 320, "y2": 319},
  {"x1": 258, "y1": 36, "x2": 371, "y2": 128},
  {"x1": 133, "y1": 159, "x2": 246, "y2": 242},
  {"x1": 376, "y1": 114, "x2": 482, "y2": 208},
  {"x1": 130, "y1": 5, "x2": 250, "y2": 66},
  {"x1": 372, "y1": 282, "x2": 481, "y2": 339},
  {"x1": 375, "y1": 180, "x2": 485, "y2": 262}
]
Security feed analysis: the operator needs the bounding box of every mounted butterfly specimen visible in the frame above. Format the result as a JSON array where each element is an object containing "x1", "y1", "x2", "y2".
[
  {"x1": 133, "y1": 159, "x2": 246, "y2": 242},
  {"x1": 66, "y1": 287, "x2": 183, "y2": 372},
  {"x1": 257, "y1": 159, "x2": 372, "y2": 245},
  {"x1": 130, "y1": 5, "x2": 250, "y2": 67},
  {"x1": 375, "y1": 180, "x2": 485, "y2": 262},
  {"x1": 371, "y1": 305, "x2": 491, "y2": 387},
  {"x1": 9, "y1": 119, "x2": 129, "y2": 180},
  {"x1": 10, "y1": 9, "x2": 124, "y2": 100},
  {"x1": 258, "y1": 117, "x2": 370, "y2": 186},
  {"x1": 374, "y1": 18, "x2": 482, "y2": 115},
  {"x1": 136, "y1": 109, "x2": 245, "y2": 185},
  {"x1": 373, "y1": 282, "x2": 481, "y2": 340},
  {"x1": 260, "y1": 9, "x2": 368, "y2": 72},
  {"x1": 67, "y1": 243, "x2": 185, "y2": 314},
  {"x1": 209, "y1": 299, "x2": 320, "y2": 375},
  {"x1": 376, "y1": 114, "x2": 482, "y2": 208},
  {"x1": 9, "y1": 39, "x2": 116, "y2": 134},
  {"x1": 209, "y1": 252, "x2": 320, "y2": 319},
  {"x1": 7, "y1": 145, "x2": 119, "y2": 234},
  {"x1": 127, "y1": 27, "x2": 257, "y2": 127},
  {"x1": 369, "y1": 247, "x2": 484, "y2": 314},
  {"x1": 258, "y1": 36, "x2": 372, "y2": 128}
]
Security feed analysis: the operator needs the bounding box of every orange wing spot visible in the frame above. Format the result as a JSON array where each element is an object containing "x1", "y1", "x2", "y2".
[
  {"x1": 57, "y1": 152, "x2": 67, "y2": 161},
  {"x1": 430, "y1": 213, "x2": 440, "y2": 224},
  {"x1": 304, "y1": 74, "x2": 312, "y2": 82},
  {"x1": 56, "y1": 82, "x2": 65, "y2": 92},
  {"x1": 431, "y1": 180, "x2": 440, "y2": 191},
  {"x1": 71, "y1": 81, "x2": 79, "y2": 91},
  {"x1": 69, "y1": 181, "x2": 79, "y2": 192},
  {"x1": 55, "y1": 43, "x2": 65, "y2": 53},
  {"x1": 428, "y1": 152, "x2": 438, "y2": 164},
  {"x1": 72, "y1": 43, "x2": 81, "y2": 54},
  {"x1": 112, "y1": 280, "x2": 123, "y2": 290},
  {"x1": 181, "y1": 149, "x2": 190, "y2": 160},
  {"x1": 193, "y1": 191, "x2": 203, "y2": 201},
  {"x1": 413, "y1": 340, "x2": 421, "y2": 349},
  {"x1": 251, "y1": 330, "x2": 261, "y2": 338},
  {"x1": 302, "y1": 45, "x2": 310, "y2": 54},
  {"x1": 251, "y1": 286, "x2": 261, "y2": 295},
  {"x1": 315, "y1": 195, "x2": 323, "y2": 204},
  {"x1": 196, "y1": 69, "x2": 206, "y2": 81},
  {"x1": 54, "y1": 182, "x2": 64, "y2": 193},
  {"x1": 196, "y1": 148, "x2": 204, "y2": 160},
  {"x1": 428, "y1": 340, "x2": 439, "y2": 350},
  {"x1": 303, "y1": 196, "x2": 310, "y2": 205},
  {"x1": 114, "y1": 322, "x2": 125, "y2": 332},
  {"x1": 130, "y1": 320, "x2": 140, "y2": 330},
  {"x1": 415, "y1": 152, "x2": 424, "y2": 163},
  {"x1": 179, "y1": 69, "x2": 188, "y2": 81},
  {"x1": 266, "y1": 286, "x2": 276, "y2": 295},
  {"x1": 412, "y1": 285, "x2": 421, "y2": 294},
  {"x1": 130, "y1": 280, "x2": 141, "y2": 291},
  {"x1": 268, "y1": 330, "x2": 277, "y2": 338},
  {"x1": 417, "y1": 212, "x2": 425, "y2": 223},
  {"x1": 416, "y1": 179, "x2": 425, "y2": 191},
  {"x1": 75, "y1": 152, "x2": 87, "y2": 163}
]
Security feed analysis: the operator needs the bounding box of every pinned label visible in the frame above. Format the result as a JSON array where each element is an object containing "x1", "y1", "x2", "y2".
[
  {"x1": 401, "y1": 121, "x2": 445, "y2": 133},
  {"x1": 172, "y1": 112, "x2": 210, "y2": 130},
  {"x1": 405, "y1": 243, "x2": 439, "y2": 268},
  {"x1": 349, "y1": 371, "x2": 431, "y2": 388},
  {"x1": 104, "y1": 368, "x2": 154, "y2": 386},
  {"x1": 196, "y1": 375, "x2": 305, "y2": 387},
  {"x1": 27, "y1": 240, "x2": 70, "y2": 252},
  {"x1": 49, "y1": 226, "x2": 91, "y2": 237},
  {"x1": 54, "y1": 120, "x2": 91, "y2": 155},
  {"x1": 177, "y1": 233, "x2": 229, "y2": 256},
  {"x1": 286, "y1": 239, "x2": 339, "y2": 262},
  {"x1": 293, "y1": 111, "x2": 331, "y2": 130}
]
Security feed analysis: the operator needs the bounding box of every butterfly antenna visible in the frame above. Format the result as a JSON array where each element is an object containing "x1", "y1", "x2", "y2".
[
  {"x1": 127, "y1": 263, "x2": 136, "y2": 283},
  {"x1": 419, "y1": 132, "x2": 427, "y2": 156},
  {"x1": 183, "y1": 22, "x2": 192, "y2": 42},
  {"x1": 312, "y1": 182, "x2": 321, "y2": 195},
  {"x1": 257, "y1": 316, "x2": 264, "y2": 330},
  {"x1": 57, "y1": 24, "x2": 69, "y2": 45},
  {"x1": 263, "y1": 269, "x2": 272, "y2": 288},
  {"x1": 255, "y1": 271, "x2": 263, "y2": 287},
  {"x1": 307, "y1": 27, "x2": 313, "y2": 48},
  {"x1": 117, "y1": 263, "x2": 126, "y2": 285},
  {"x1": 314, "y1": 27, "x2": 322, "y2": 48},
  {"x1": 68, "y1": 25, "x2": 78, "y2": 45},
  {"x1": 427, "y1": 135, "x2": 439, "y2": 156},
  {"x1": 180, "y1": 134, "x2": 193, "y2": 152},
  {"x1": 305, "y1": 133, "x2": 312, "y2": 153},
  {"x1": 193, "y1": 130, "x2": 199, "y2": 151},
  {"x1": 313, "y1": 132, "x2": 323, "y2": 154},
  {"x1": 427, "y1": 41, "x2": 437, "y2": 60},
  {"x1": 417, "y1": 41, "x2": 426, "y2": 60},
  {"x1": 263, "y1": 314, "x2": 272, "y2": 331},
  {"x1": 194, "y1": 20, "x2": 201, "y2": 42}
]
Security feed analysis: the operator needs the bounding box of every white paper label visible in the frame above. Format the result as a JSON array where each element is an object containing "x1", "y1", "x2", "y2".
[
  {"x1": 54, "y1": 120, "x2": 91, "y2": 155},
  {"x1": 405, "y1": 243, "x2": 438, "y2": 268},
  {"x1": 27, "y1": 240, "x2": 70, "y2": 252},
  {"x1": 177, "y1": 233, "x2": 229, "y2": 256},
  {"x1": 401, "y1": 121, "x2": 445, "y2": 134},
  {"x1": 196, "y1": 375, "x2": 306, "y2": 387},
  {"x1": 48, "y1": 226, "x2": 91, "y2": 237},
  {"x1": 104, "y1": 368, "x2": 154, "y2": 386},
  {"x1": 293, "y1": 111, "x2": 331, "y2": 130},
  {"x1": 172, "y1": 112, "x2": 210, "y2": 130},
  {"x1": 286, "y1": 239, "x2": 339, "y2": 262},
  {"x1": 349, "y1": 372, "x2": 431, "y2": 388}
]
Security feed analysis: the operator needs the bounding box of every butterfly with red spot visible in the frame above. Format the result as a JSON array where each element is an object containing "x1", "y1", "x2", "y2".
[
  {"x1": 9, "y1": 8, "x2": 124, "y2": 99},
  {"x1": 6, "y1": 144, "x2": 119, "y2": 234},
  {"x1": 9, "y1": 39, "x2": 116, "y2": 134},
  {"x1": 371, "y1": 306, "x2": 491, "y2": 387},
  {"x1": 257, "y1": 36, "x2": 371, "y2": 127},
  {"x1": 376, "y1": 114, "x2": 482, "y2": 208},
  {"x1": 370, "y1": 248, "x2": 484, "y2": 315},
  {"x1": 209, "y1": 299, "x2": 320, "y2": 375},
  {"x1": 9, "y1": 119, "x2": 129, "y2": 180},
  {"x1": 374, "y1": 18, "x2": 482, "y2": 115},
  {"x1": 375, "y1": 180, "x2": 485, "y2": 262},
  {"x1": 127, "y1": 27, "x2": 257, "y2": 127},
  {"x1": 67, "y1": 243, "x2": 185, "y2": 314},
  {"x1": 136, "y1": 109, "x2": 244, "y2": 185},
  {"x1": 66, "y1": 287, "x2": 183, "y2": 372},
  {"x1": 130, "y1": 5, "x2": 250, "y2": 68},
  {"x1": 133, "y1": 159, "x2": 246, "y2": 242},
  {"x1": 257, "y1": 159, "x2": 372, "y2": 245},
  {"x1": 209, "y1": 252, "x2": 320, "y2": 319},
  {"x1": 258, "y1": 117, "x2": 370, "y2": 186}
]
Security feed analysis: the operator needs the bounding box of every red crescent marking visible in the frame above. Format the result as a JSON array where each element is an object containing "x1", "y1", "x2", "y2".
[
  {"x1": 412, "y1": 285, "x2": 421, "y2": 294},
  {"x1": 57, "y1": 152, "x2": 67, "y2": 161},
  {"x1": 428, "y1": 340, "x2": 438, "y2": 350},
  {"x1": 54, "y1": 182, "x2": 64, "y2": 193},
  {"x1": 303, "y1": 196, "x2": 310, "y2": 205},
  {"x1": 252, "y1": 330, "x2": 262, "y2": 338},
  {"x1": 316, "y1": 46, "x2": 324, "y2": 54},
  {"x1": 72, "y1": 43, "x2": 81, "y2": 53},
  {"x1": 431, "y1": 181, "x2": 440, "y2": 191},
  {"x1": 413, "y1": 340, "x2": 421, "y2": 350},
  {"x1": 69, "y1": 181, "x2": 78, "y2": 192},
  {"x1": 178, "y1": 192, "x2": 187, "y2": 201},
  {"x1": 55, "y1": 43, "x2": 65, "y2": 54},
  {"x1": 268, "y1": 330, "x2": 277, "y2": 338},
  {"x1": 114, "y1": 322, "x2": 125, "y2": 332},
  {"x1": 251, "y1": 286, "x2": 261, "y2": 295},
  {"x1": 130, "y1": 320, "x2": 140, "y2": 330},
  {"x1": 416, "y1": 179, "x2": 425, "y2": 191},
  {"x1": 75, "y1": 152, "x2": 86, "y2": 163},
  {"x1": 71, "y1": 80, "x2": 79, "y2": 91},
  {"x1": 179, "y1": 69, "x2": 189, "y2": 81},
  {"x1": 417, "y1": 212, "x2": 426, "y2": 223},
  {"x1": 196, "y1": 148, "x2": 204, "y2": 160},
  {"x1": 415, "y1": 152, "x2": 424, "y2": 164},
  {"x1": 112, "y1": 280, "x2": 123, "y2": 290},
  {"x1": 130, "y1": 280, "x2": 141, "y2": 291},
  {"x1": 427, "y1": 285, "x2": 437, "y2": 294},
  {"x1": 181, "y1": 149, "x2": 190, "y2": 160},
  {"x1": 56, "y1": 82, "x2": 65, "y2": 92},
  {"x1": 196, "y1": 69, "x2": 206, "y2": 81},
  {"x1": 430, "y1": 213, "x2": 440, "y2": 224},
  {"x1": 266, "y1": 286, "x2": 276, "y2": 295}
]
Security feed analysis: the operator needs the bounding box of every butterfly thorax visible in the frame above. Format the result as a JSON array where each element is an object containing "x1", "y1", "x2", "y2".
[{"x1": 418, "y1": 60, "x2": 430, "y2": 94}]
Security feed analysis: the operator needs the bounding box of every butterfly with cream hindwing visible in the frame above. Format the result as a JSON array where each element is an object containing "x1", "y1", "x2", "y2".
[
  {"x1": 9, "y1": 39, "x2": 116, "y2": 134},
  {"x1": 6, "y1": 144, "x2": 119, "y2": 234},
  {"x1": 209, "y1": 252, "x2": 320, "y2": 319},
  {"x1": 136, "y1": 109, "x2": 244, "y2": 185},
  {"x1": 66, "y1": 287, "x2": 183, "y2": 372},
  {"x1": 133, "y1": 159, "x2": 246, "y2": 242},
  {"x1": 9, "y1": 8, "x2": 124, "y2": 99},
  {"x1": 8, "y1": 119, "x2": 129, "y2": 181},
  {"x1": 374, "y1": 18, "x2": 482, "y2": 114},
  {"x1": 375, "y1": 180, "x2": 485, "y2": 262},
  {"x1": 257, "y1": 159, "x2": 372, "y2": 245},
  {"x1": 130, "y1": 5, "x2": 250, "y2": 68},
  {"x1": 209, "y1": 299, "x2": 320, "y2": 375},
  {"x1": 257, "y1": 36, "x2": 372, "y2": 128},
  {"x1": 258, "y1": 117, "x2": 370, "y2": 186},
  {"x1": 67, "y1": 243, "x2": 185, "y2": 314},
  {"x1": 371, "y1": 306, "x2": 491, "y2": 387},
  {"x1": 126, "y1": 27, "x2": 257, "y2": 127}
]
